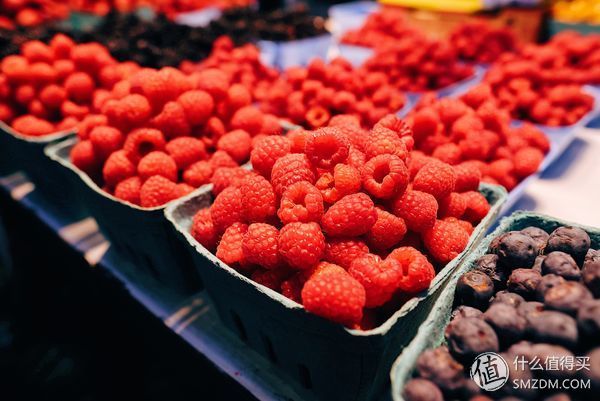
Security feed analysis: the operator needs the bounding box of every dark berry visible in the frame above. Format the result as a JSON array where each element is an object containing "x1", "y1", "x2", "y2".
[
  {"x1": 517, "y1": 301, "x2": 544, "y2": 325},
  {"x1": 495, "y1": 232, "x2": 538, "y2": 269},
  {"x1": 541, "y1": 251, "x2": 581, "y2": 280},
  {"x1": 475, "y1": 253, "x2": 507, "y2": 289},
  {"x1": 483, "y1": 303, "x2": 527, "y2": 346},
  {"x1": 445, "y1": 317, "x2": 499, "y2": 363},
  {"x1": 531, "y1": 255, "x2": 545, "y2": 273},
  {"x1": 498, "y1": 351, "x2": 537, "y2": 400},
  {"x1": 545, "y1": 226, "x2": 591, "y2": 265},
  {"x1": 446, "y1": 306, "x2": 483, "y2": 338},
  {"x1": 535, "y1": 274, "x2": 566, "y2": 302},
  {"x1": 492, "y1": 291, "x2": 525, "y2": 308},
  {"x1": 402, "y1": 378, "x2": 444, "y2": 401},
  {"x1": 529, "y1": 343, "x2": 577, "y2": 379},
  {"x1": 583, "y1": 258, "x2": 600, "y2": 297},
  {"x1": 488, "y1": 231, "x2": 515, "y2": 254},
  {"x1": 527, "y1": 310, "x2": 578, "y2": 349},
  {"x1": 577, "y1": 299, "x2": 600, "y2": 340},
  {"x1": 544, "y1": 281, "x2": 593, "y2": 315},
  {"x1": 456, "y1": 271, "x2": 494, "y2": 309},
  {"x1": 507, "y1": 268, "x2": 542, "y2": 299},
  {"x1": 416, "y1": 346, "x2": 465, "y2": 394},
  {"x1": 521, "y1": 226, "x2": 549, "y2": 252},
  {"x1": 585, "y1": 248, "x2": 600, "y2": 265}
]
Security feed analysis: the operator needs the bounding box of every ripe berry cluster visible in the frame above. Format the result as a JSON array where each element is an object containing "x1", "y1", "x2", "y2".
[
  {"x1": 0, "y1": 34, "x2": 137, "y2": 136},
  {"x1": 341, "y1": 9, "x2": 421, "y2": 49},
  {"x1": 0, "y1": 0, "x2": 68, "y2": 29},
  {"x1": 190, "y1": 114, "x2": 492, "y2": 328},
  {"x1": 406, "y1": 94, "x2": 550, "y2": 191},
  {"x1": 449, "y1": 21, "x2": 520, "y2": 64},
  {"x1": 403, "y1": 225, "x2": 600, "y2": 401},
  {"x1": 69, "y1": 65, "x2": 282, "y2": 208},
  {"x1": 259, "y1": 58, "x2": 407, "y2": 129}
]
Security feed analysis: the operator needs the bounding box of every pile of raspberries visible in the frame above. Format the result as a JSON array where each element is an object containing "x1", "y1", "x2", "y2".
[
  {"x1": 69, "y1": 65, "x2": 283, "y2": 208},
  {"x1": 0, "y1": 0, "x2": 68, "y2": 29},
  {"x1": 259, "y1": 58, "x2": 406, "y2": 129},
  {"x1": 406, "y1": 94, "x2": 550, "y2": 191},
  {"x1": 341, "y1": 8, "x2": 421, "y2": 49},
  {"x1": 189, "y1": 114, "x2": 492, "y2": 328},
  {"x1": 449, "y1": 20, "x2": 520, "y2": 64},
  {"x1": 0, "y1": 34, "x2": 138, "y2": 136}
]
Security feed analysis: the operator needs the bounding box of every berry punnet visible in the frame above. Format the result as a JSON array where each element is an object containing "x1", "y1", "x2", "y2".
[
  {"x1": 403, "y1": 223, "x2": 599, "y2": 401},
  {"x1": 189, "y1": 114, "x2": 493, "y2": 328},
  {"x1": 69, "y1": 64, "x2": 282, "y2": 208}
]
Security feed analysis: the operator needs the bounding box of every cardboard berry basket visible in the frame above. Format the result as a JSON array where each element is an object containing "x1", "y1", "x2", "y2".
[
  {"x1": 164, "y1": 183, "x2": 507, "y2": 401},
  {"x1": 44, "y1": 137, "x2": 202, "y2": 294},
  {"x1": 389, "y1": 211, "x2": 600, "y2": 401}
]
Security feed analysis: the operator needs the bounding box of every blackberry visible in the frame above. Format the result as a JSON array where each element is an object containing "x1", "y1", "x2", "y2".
[
  {"x1": 446, "y1": 306, "x2": 483, "y2": 339},
  {"x1": 483, "y1": 303, "x2": 527, "y2": 346},
  {"x1": 495, "y1": 231, "x2": 538, "y2": 269},
  {"x1": 545, "y1": 226, "x2": 591, "y2": 265},
  {"x1": 455, "y1": 271, "x2": 494, "y2": 309},
  {"x1": 531, "y1": 255, "x2": 546, "y2": 273},
  {"x1": 585, "y1": 248, "x2": 600, "y2": 265},
  {"x1": 402, "y1": 378, "x2": 444, "y2": 401},
  {"x1": 541, "y1": 251, "x2": 581, "y2": 281},
  {"x1": 475, "y1": 254, "x2": 508, "y2": 289},
  {"x1": 535, "y1": 274, "x2": 566, "y2": 302},
  {"x1": 488, "y1": 231, "x2": 515, "y2": 254},
  {"x1": 521, "y1": 226, "x2": 549, "y2": 252},
  {"x1": 498, "y1": 351, "x2": 537, "y2": 400},
  {"x1": 527, "y1": 311, "x2": 578, "y2": 349},
  {"x1": 583, "y1": 258, "x2": 600, "y2": 297},
  {"x1": 529, "y1": 343, "x2": 577, "y2": 379},
  {"x1": 517, "y1": 301, "x2": 544, "y2": 325},
  {"x1": 544, "y1": 281, "x2": 593, "y2": 315},
  {"x1": 416, "y1": 346, "x2": 465, "y2": 395},
  {"x1": 577, "y1": 299, "x2": 600, "y2": 339},
  {"x1": 445, "y1": 317, "x2": 499, "y2": 363},
  {"x1": 507, "y1": 268, "x2": 542, "y2": 299},
  {"x1": 492, "y1": 291, "x2": 525, "y2": 308}
]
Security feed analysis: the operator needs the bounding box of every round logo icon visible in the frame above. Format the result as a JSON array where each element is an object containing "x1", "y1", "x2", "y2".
[{"x1": 470, "y1": 352, "x2": 509, "y2": 392}]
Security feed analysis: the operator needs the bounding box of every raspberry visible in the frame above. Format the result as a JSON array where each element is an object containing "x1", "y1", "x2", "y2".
[
  {"x1": 411, "y1": 107, "x2": 439, "y2": 142},
  {"x1": 438, "y1": 193, "x2": 467, "y2": 219},
  {"x1": 322, "y1": 193, "x2": 377, "y2": 237},
  {"x1": 210, "y1": 167, "x2": 251, "y2": 195},
  {"x1": 50, "y1": 34, "x2": 75, "y2": 59},
  {"x1": 139, "y1": 175, "x2": 177, "y2": 208},
  {"x1": 271, "y1": 153, "x2": 316, "y2": 196},
  {"x1": 136, "y1": 68, "x2": 192, "y2": 111},
  {"x1": 346, "y1": 146, "x2": 367, "y2": 172},
  {"x1": 177, "y1": 90, "x2": 214, "y2": 126},
  {"x1": 230, "y1": 106, "x2": 264, "y2": 136},
  {"x1": 250, "y1": 135, "x2": 291, "y2": 178},
  {"x1": 239, "y1": 174, "x2": 276, "y2": 223},
  {"x1": 103, "y1": 150, "x2": 135, "y2": 187},
  {"x1": 315, "y1": 164, "x2": 361, "y2": 203},
  {"x1": 281, "y1": 273, "x2": 305, "y2": 303},
  {"x1": 387, "y1": 247, "x2": 435, "y2": 293},
  {"x1": 217, "y1": 129, "x2": 252, "y2": 164},
  {"x1": 173, "y1": 183, "x2": 195, "y2": 198},
  {"x1": 301, "y1": 264, "x2": 365, "y2": 326},
  {"x1": 260, "y1": 114, "x2": 283, "y2": 136},
  {"x1": 61, "y1": 100, "x2": 89, "y2": 120},
  {"x1": 287, "y1": 129, "x2": 309, "y2": 153},
  {"x1": 166, "y1": 137, "x2": 207, "y2": 170},
  {"x1": 432, "y1": 143, "x2": 463, "y2": 165},
  {"x1": 453, "y1": 163, "x2": 482, "y2": 192},
  {"x1": 513, "y1": 147, "x2": 544, "y2": 178},
  {"x1": 304, "y1": 127, "x2": 350, "y2": 169},
  {"x1": 393, "y1": 190, "x2": 438, "y2": 233},
  {"x1": 487, "y1": 159, "x2": 516, "y2": 190},
  {"x1": 365, "y1": 128, "x2": 408, "y2": 161},
  {"x1": 104, "y1": 94, "x2": 152, "y2": 130},
  {"x1": 324, "y1": 239, "x2": 369, "y2": 270},
  {"x1": 22, "y1": 40, "x2": 53, "y2": 63},
  {"x1": 89, "y1": 126, "x2": 123, "y2": 160},
  {"x1": 278, "y1": 181, "x2": 324, "y2": 224},
  {"x1": 39, "y1": 84, "x2": 66, "y2": 110},
  {"x1": 516, "y1": 123, "x2": 550, "y2": 153},
  {"x1": 362, "y1": 154, "x2": 409, "y2": 199},
  {"x1": 193, "y1": 68, "x2": 230, "y2": 101},
  {"x1": 64, "y1": 72, "x2": 95, "y2": 103},
  {"x1": 209, "y1": 150, "x2": 238, "y2": 169},
  {"x1": 216, "y1": 222, "x2": 250, "y2": 269},
  {"x1": 305, "y1": 105, "x2": 330, "y2": 128},
  {"x1": 331, "y1": 121, "x2": 368, "y2": 151},
  {"x1": 278, "y1": 222, "x2": 325, "y2": 270},
  {"x1": 123, "y1": 128, "x2": 166, "y2": 162},
  {"x1": 70, "y1": 140, "x2": 98, "y2": 175},
  {"x1": 413, "y1": 161, "x2": 456, "y2": 200},
  {"x1": 349, "y1": 253, "x2": 403, "y2": 307},
  {"x1": 226, "y1": 84, "x2": 252, "y2": 111},
  {"x1": 423, "y1": 220, "x2": 470, "y2": 263},
  {"x1": 137, "y1": 151, "x2": 177, "y2": 182},
  {"x1": 183, "y1": 161, "x2": 213, "y2": 187},
  {"x1": 462, "y1": 191, "x2": 491, "y2": 224},
  {"x1": 151, "y1": 101, "x2": 191, "y2": 139},
  {"x1": 114, "y1": 176, "x2": 141, "y2": 205},
  {"x1": 366, "y1": 208, "x2": 407, "y2": 250},
  {"x1": 191, "y1": 208, "x2": 218, "y2": 251},
  {"x1": 407, "y1": 151, "x2": 433, "y2": 180},
  {"x1": 252, "y1": 269, "x2": 289, "y2": 291},
  {"x1": 76, "y1": 114, "x2": 107, "y2": 141},
  {"x1": 242, "y1": 223, "x2": 281, "y2": 269},
  {"x1": 11, "y1": 115, "x2": 54, "y2": 136},
  {"x1": 211, "y1": 186, "x2": 243, "y2": 233}
]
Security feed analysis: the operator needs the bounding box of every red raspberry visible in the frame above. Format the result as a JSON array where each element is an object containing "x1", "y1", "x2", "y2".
[
  {"x1": 242, "y1": 223, "x2": 281, "y2": 269},
  {"x1": 252, "y1": 269, "x2": 289, "y2": 291},
  {"x1": 423, "y1": 219, "x2": 470, "y2": 263},
  {"x1": 386, "y1": 247, "x2": 435, "y2": 293},
  {"x1": 123, "y1": 128, "x2": 166, "y2": 162},
  {"x1": 217, "y1": 129, "x2": 252, "y2": 164},
  {"x1": 165, "y1": 137, "x2": 207, "y2": 170},
  {"x1": 64, "y1": 72, "x2": 95, "y2": 103},
  {"x1": 183, "y1": 160, "x2": 213, "y2": 187},
  {"x1": 137, "y1": 151, "x2": 177, "y2": 182},
  {"x1": 173, "y1": 183, "x2": 195, "y2": 198},
  {"x1": 324, "y1": 238, "x2": 369, "y2": 270},
  {"x1": 49, "y1": 34, "x2": 75, "y2": 59},
  {"x1": 56, "y1": 117, "x2": 78, "y2": 131},
  {"x1": 413, "y1": 160, "x2": 456, "y2": 200},
  {"x1": 39, "y1": 84, "x2": 66, "y2": 109},
  {"x1": 191, "y1": 208, "x2": 218, "y2": 251},
  {"x1": 114, "y1": 176, "x2": 142, "y2": 205},
  {"x1": 444, "y1": 217, "x2": 474, "y2": 236},
  {"x1": 102, "y1": 150, "x2": 135, "y2": 187},
  {"x1": 305, "y1": 105, "x2": 331, "y2": 129},
  {"x1": 516, "y1": 123, "x2": 550, "y2": 153},
  {"x1": 271, "y1": 153, "x2": 316, "y2": 196},
  {"x1": 211, "y1": 186, "x2": 243, "y2": 233},
  {"x1": 259, "y1": 114, "x2": 283, "y2": 136},
  {"x1": 61, "y1": 100, "x2": 89, "y2": 120},
  {"x1": 348, "y1": 253, "x2": 403, "y2": 307},
  {"x1": 432, "y1": 143, "x2": 463, "y2": 165},
  {"x1": 11, "y1": 115, "x2": 54, "y2": 136},
  {"x1": 411, "y1": 107, "x2": 439, "y2": 143},
  {"x1": 151, "y1": 101, "x2": 191, "y2": 139},
  {"x1": 193, "y1": 68, "x2": 230, "y2": 101},
  {"x1": 366, "y1": 208, "x2": 407, "y2": 250},
  {"x1": 462, "y1": 191, "x2": 491, "y2": 224},
  {"x1": 438, "y1": 192, "x2": 467, "y2": 219},
  {"x1": 136, "y1": 68, "x2": 192, "y2": 111},
  {"x1": 226, "y1": 84, "x2": 252, "y2": 111},
  {"x1": 177, "y1": 90, "x2": 214, "y2": 126},
  {"x1": 513, "y1": 147, "x2": 544, "y2": 178},
  {"x1": 346, "y1": 146, "x2": 367, "y2": 172},
  {"x1": 453, "y1": 163, "x2": 482, "y2": 192},
  {"x1": 322, "y1": 193, "x2": 377, "y2": 237},
  {"x1": 22, "y1": 40, "x2": 54, "y2": 63},
  {"x1": 239, "y1": 174, "x2": 276, "y2": 223},
  {"x1": 451, "y1": 114, "x2": 484, "y2": 141},
  {"x1": 278, "y1": 222, "x2": 325, "y2": 270},
  {"x1": 487, "y1": 159, "x2": 516, "y2": 190},
  {"x1": 103, "y1": 94, "x2": 152, "y2": 130},
  {"x1": 287, "y1": 129, "x2": 309, "y2": 153},
  {"x1": 365, "y1": 128, "x2": 408, "y2": 161},
  {"x1": 89, "y1": 126, "x2": 123, "y2": 160},
  {"x1": 70, "y1": 140, "x2": 98, "y2": 175},
  {"x1": 76, "y1": 114, "x2": 107, "y2": 140},
  {"x1": 315, "y1": 164, "x2": 361, "y2": 203},
  {"x1": 139, "y1": 175, "x2": 177, "y2": 208},
  {"x1": 230, "y1": 106, "x2": 264, "y2": 136},
  {"x1": 362, "y1": 154, "x2": 409, "y2": 200},
  {"x1": 331, "y1": 121, "x2": 368, "y2": 151},
  {"x1": 216, "y1": 222, "x2": 250, "y2": 269},
  {"x1": 407, "y1": 151, "x2": 433, "y2": 180},
  {"x1": 304, "y1": 127, "x2": 350, "y2": 169},
  {"x1": 278, "y1": 181, "x2": 324, "y2": 224},
  {"x1": 250, "y1": 135, "x2": 291, "y2": 178},
  {"x1": 210, "y1": 167, "x2": 251, "y2": 195},
  {"x1": 392, "y1": 190, "x2": 438, "y2": 233},
  {"x1": 301, "y1": 264, "x2": 366, "y2": 326},
  {"x1": 209, "y1": 150, "x2": 238, "y2": 169}
]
